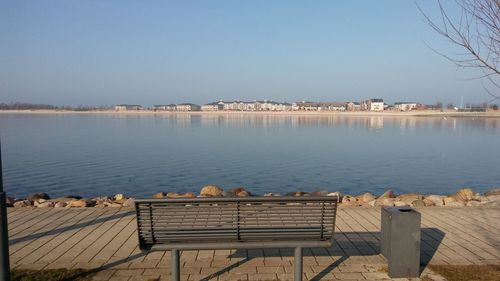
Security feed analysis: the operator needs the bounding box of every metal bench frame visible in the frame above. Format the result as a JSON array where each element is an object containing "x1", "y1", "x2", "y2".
[{"x1": 135, "y1": 196, "x2": 338, "y2": 281}]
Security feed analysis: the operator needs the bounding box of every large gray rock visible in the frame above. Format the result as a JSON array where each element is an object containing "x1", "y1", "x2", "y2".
[
  {"x1": 54, "y1": 202, "x2": 67, "y2": 208},
  {"x1": 152, "y1": 192, "x2": 167, "y2": 199},
  {"x1": 411, "y1": 199, "x2": 426, "y2": 207},
  {"x1": 356, "y1": 192, "x2": 376, "y2": 203},
  {"x1": 484, "y1": 188, "x2": 500, "y2": 196},
  {"x1": 167, "y1": 192, "x2": 196, "y2": 198},
  {"x1": 200, "y1": 185, "x2": 224, "y2": 197},
  {"x1": 67, "y1": 199, "x2": 87, "y2": 208},
  {"x1": 230, "y1": 187, "x2": 247, "y2": 196},
  {"x1": 453, "y1": 188, "x2": 474, "y2": 202},
  {"x1": 397, "y1": 193, "x2": 423, "y2": 205},
  {"x1": 14, "y1": 200, "x2": 31, "y2": 207},
  {"x1": 235, "y1": 190, "x2": 250, "y2": 197},
  {"x1": 394, "y1": 201, "x2": 408, "y2": 207},
  {"x1": 310, "y1": 191, "x2": 329, "y2": 196},
  {"x1": 36, "y1": 201, "x2": 54, "y2": 208},
  {"x1": 26, "y1": 192, "x2": 50, "y2": 202},
  {"x1": 122, "y1": 198, "x2": 135, "y2": 207},
  {"x1": 466, "y1": 200, "x2": 481, "y2": 207},
  {"x1": 486, "y1": 195, "x2": 500, "y2": 202},
  {"x1": 481, "y1": 200, "x2": 500, "y2": 207},
  {"x1": 443, "y1": 196, "x2": 458, "y2": 205},
  {"x1": 375, "y1": 198, "x2": 395, "y2": 207},
  {"x1": 341, "y1": 195, "x2": 357, "y2": 206},
  {"x1": 425, "y1": 195, "x2": 445, "y2": 206},
  {"x1": 444, "y1": 201, "x2": 465, "y2": 207},
  {"x1": 379, "y1": 190, "x2": 395, "y2": 199}
]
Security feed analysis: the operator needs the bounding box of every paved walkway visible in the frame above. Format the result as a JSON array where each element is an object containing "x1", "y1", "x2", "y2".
[{"x1": 6, "y1": 206, "x2": 500, "y2": 280}]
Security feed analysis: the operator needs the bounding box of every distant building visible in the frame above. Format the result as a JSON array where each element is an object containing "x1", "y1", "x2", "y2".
[
  {"x1": 201, "y1": 101, "x2": 224, "y2": 111},
  {"x1": 176, "y1": 103, "x2": 201, "y2": 111},
  {"x1": 222, "y1": 100, "x2": 254, "y2": 111},
  {"x1": 153, "y1": 104, "x2": 177, "y2": 111},
  {"x1": 361, "y1": 99, "x2": 384, "y2": 111},
  {"x1": 114, "y1": 104, "x2": 143, "y2": 111},
  {"x1": 394, "y1": 102, "x2": 418, "y2": 111},
  {"x1": 293, "y1": 101, "x2": 346, "y2": 111},
  {"x1": 318, "y1": 102, "x2": 346, "y2": 111},
  {"x1": 346, "y1": 102, "x2": 361, "y2": 111},
  {"x1": 457, "y1": 107, "x2": 487, "y2": 112},
  {"x1": 254, "y1": 101, "x2": 291, "y2": 111},
  {"x1": 294, "y1": 101, "x2": 320, "y2": 111},
  {"x1": 243, "y1": 101, "x2": 256, "y2": 111},
  {"x1": 275, "y1": 102, "x2": 293, "y2": 111},
  {"x1": 223, "y1": 101, "x2": 241, "y2": 111}
]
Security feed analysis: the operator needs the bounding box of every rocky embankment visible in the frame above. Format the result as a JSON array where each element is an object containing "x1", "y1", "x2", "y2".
[{"x1": 5, "y1": 185, "x2": 500, "y2": 208}]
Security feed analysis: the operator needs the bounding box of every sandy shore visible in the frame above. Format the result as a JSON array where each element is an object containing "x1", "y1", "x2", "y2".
[{"x1": 1, "y1": 109, "x2": 500, "y2": 117}]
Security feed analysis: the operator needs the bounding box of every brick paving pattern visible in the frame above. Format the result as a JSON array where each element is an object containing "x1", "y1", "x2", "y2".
[{"x1": 7, "y1": 206, "x2": 500, "y2": 280}]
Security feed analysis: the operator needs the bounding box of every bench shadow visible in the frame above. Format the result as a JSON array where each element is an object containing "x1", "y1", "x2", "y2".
[
  {"x1": 9, "y1": 210, "x2": 135, "y2": 245},
  {"x1": 198, "y1": 228, "x2": 444, "y2": 280}
]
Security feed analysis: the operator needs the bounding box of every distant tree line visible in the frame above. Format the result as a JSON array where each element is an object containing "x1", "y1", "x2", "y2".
[
  {"x1": 433, "y1": 101, "x2": 498, "y2": 110},
  {"x1": 0, "y1": 102, "x2": 113, "y2": 111}
]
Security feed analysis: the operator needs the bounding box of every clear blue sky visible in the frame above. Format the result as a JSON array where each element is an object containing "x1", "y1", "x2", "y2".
[{"x1": 0, "y1": 1, "x2": 491, "y2": 106}]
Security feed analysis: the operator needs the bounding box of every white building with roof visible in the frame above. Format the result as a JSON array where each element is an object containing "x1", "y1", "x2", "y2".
[{"x1": 394, "y1": 102, "x2": 418, "y2": 111}]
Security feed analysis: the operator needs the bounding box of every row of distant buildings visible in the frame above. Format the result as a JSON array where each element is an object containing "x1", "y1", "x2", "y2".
[{"x1": 115, "y1": 99, "x2": 423, "y2": 112}]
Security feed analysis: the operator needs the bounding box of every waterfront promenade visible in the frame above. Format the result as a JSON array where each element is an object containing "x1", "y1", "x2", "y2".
[{"x1": 7, "y1": 206, "x2": 500, "y2": 280}]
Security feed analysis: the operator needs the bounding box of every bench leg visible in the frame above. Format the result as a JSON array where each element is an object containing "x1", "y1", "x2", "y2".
[
  {"x1": 294, "y1": 247, "x2": 303, "y2": 281},
  {"x1": 171, "y1": 249, "x2": 180, "y2": 281}
]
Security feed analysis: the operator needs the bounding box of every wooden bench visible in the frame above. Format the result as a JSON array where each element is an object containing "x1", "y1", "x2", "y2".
[{"x1": 135, "y1": 196, "x2": 338, "y2": 281}]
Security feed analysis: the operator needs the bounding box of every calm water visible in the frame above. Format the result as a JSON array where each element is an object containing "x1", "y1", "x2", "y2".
[{"x1": 1, "y1": 113, "x2": 499, "y2": 198}]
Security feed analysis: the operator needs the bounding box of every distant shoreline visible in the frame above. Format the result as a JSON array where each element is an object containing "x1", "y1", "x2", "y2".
[{"x1": 1, "y1": 109, "x2": 500, "y2": 117}]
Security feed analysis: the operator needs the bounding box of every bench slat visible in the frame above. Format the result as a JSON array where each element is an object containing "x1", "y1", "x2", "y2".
[{"x1": 135, "y1": 196, "x2": 338, "y2": 250}]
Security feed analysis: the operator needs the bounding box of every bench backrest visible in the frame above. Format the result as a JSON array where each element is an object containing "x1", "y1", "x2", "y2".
[{"x1": 135, "y1": 196, "x2": 338, "y2": 250}]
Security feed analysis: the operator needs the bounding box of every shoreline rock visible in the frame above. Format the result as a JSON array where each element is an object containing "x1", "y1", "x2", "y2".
[{"x1": 6, "y1": 187, "x2": 500, "y2": 208}]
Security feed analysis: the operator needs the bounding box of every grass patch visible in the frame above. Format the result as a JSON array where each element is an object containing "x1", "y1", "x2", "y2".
[
  {"x1": 11, "y1": 269, "x2": 95, "y2": 281},
  {"x1": 429, "y1": 264, "x2": 500, "y2": 281}
]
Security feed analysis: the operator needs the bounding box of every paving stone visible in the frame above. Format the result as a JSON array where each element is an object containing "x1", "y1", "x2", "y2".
[
  {"x1": 230, "y1": 266, "x2": 257, "y2": 274},
  {"x1": 256, "y1": 266, "x2": 286, "y2": 274},
  {"x1": 333, "y1": 272, "x2": 365, "y2": 280},
  {"x1": 113, "y1": 269, "x2": 145, "y2": 277},
  {"x1": 247, "y1": 273, "x2": 278, "y2": 281},
  {"x1": 276, "y1": 273, "x2": 307, "y2": 281},
  {"x1": 264, "y1": 259, "x2": 291, "y2": 266},
  {"x1": 305, "y1": 272, "x2": 337, "y2": 280},
  {"x1": 338, "y1": 264, "x2": 367, "y2": 272},
  {"x1": 310, "y1": 264, "x2": 342, "y2": 273},
  {"x1": 106, "y1": 277, "x2": 131, "y2": 281},
  {"x1": 217, "y1": 273, "x2": 248, "y2": 281},
  {"x1": 129, "y1": 261, "x2": 159, "y2": 269},
  {"x1": 143, "y1": 268, "x2": 171, "y2": 275},
  {"x1": 362, "y1": 272, "x2": 391, "y2": 279},
  {"x1": 200, "y1": 267, "x2": 224, "y2": 275},
  {"x1": 14, "y1": 263, "x2": 47, "y2": 270}
]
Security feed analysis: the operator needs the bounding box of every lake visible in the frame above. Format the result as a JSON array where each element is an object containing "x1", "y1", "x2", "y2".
[{"x1": 1, "y1": 113, "x2": 499, "y2": 198}]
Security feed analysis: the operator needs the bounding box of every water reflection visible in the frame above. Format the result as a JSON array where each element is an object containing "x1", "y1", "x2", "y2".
[
  {"x1": 1, "y1": 113, "x2": 499, "y2": 198},
  {"x1": 116, "y1": 113, "x2": 500, "y2": 132}
]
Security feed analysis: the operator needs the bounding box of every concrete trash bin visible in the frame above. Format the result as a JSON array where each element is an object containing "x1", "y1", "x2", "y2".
[{"x1": 381, "y1": 206, "x2": 421, "y2": 278}]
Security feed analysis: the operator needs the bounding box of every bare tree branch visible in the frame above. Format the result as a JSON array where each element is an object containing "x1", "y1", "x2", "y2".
[{"x1": 417, "y1": 0, "x2": 500, "y2": 90}]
